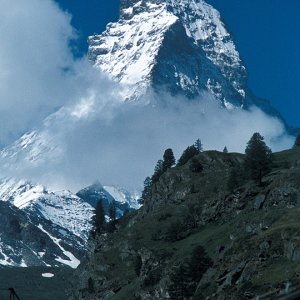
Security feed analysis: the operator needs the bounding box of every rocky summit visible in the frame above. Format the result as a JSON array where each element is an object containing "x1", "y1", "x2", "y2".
[
  {"x1": 88, "y1": 0, "x2": 280, "y2": 119},
  {"x1": 69, "y1": 146, "x2": 300, "y2": 299}
]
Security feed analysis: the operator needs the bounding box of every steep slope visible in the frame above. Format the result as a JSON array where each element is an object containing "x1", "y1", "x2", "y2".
[
  {"x1": 69, "y1": 147, "x2": 300, "y2": 299},
  {"x1": 0, "y1": 178, "x2": 94, "y2": 241},
  {"x1": 103, "y1": 185, "x2": 140, "y2": 210},
  {"x1": 0, "y1": 201, "x2": 82, "y2": 268},
  {"x1": 88, "y1": 0, "x2": 278, "y2": 116}
]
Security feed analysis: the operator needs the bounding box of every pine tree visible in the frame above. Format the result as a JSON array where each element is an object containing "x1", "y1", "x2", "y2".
[
  {"x1": 244, "y1": 132, "x2": 273, "y2": 185},
  {"x1": 194, "y1": 139, "x2": 203, "y2": 153},
  {"x1": 108, "y1": 201, "x2": 117, "y2": 222},
  {"x1": 141, "y1": 176, "x2": 152, "y2": 203},
  {"x1": 223, "y1": 146, "x2": 228, "y2": 153},
  {"x1": 189, "y1": 245, "x2": 213, "y2": 281},
  {"x1": 162, "y1": 148, "x2": 176, "y2": 171},
  {"x1": 177, "y1": 145, "x2": 198, "y2": 166},
  {"x1": 151, "y1": 159, "x2": 164, "y2": 183},
  {"x1": 94, "y1": 200, "x2": 105, "y2": 231}
]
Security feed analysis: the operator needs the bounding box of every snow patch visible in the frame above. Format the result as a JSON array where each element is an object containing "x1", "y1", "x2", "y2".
[
  {"x1": 42, "y1": 273, "x2": 54, "y2": 278},
  {"x1": 38, "y1": 224, "x2": 80, "y2": 268}
]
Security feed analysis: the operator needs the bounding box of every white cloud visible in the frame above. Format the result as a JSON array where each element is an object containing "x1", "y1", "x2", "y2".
[
  {"x1": 0, "y1": 90, "x2": 293, "y2": 192},
  {"x1": 0, "y1": 0, "x2": 75, "y2": 144}
]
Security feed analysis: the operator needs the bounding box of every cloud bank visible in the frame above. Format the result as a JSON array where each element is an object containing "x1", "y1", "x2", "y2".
[
  {"x1": 0, "y1": 0, "x2": 294, "y2": 192},
  {"x1": 0, "y1": 0, "x2": 76, "y2": 144}
]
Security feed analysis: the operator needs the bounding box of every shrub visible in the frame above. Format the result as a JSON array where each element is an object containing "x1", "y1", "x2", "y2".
[
  {"x1": 177, "y1": 145, "x2": 198, "y2": 166},
  {"x1": 244, "y1": 132, "x2": 273, "y2": 185},
  {"x1": 189, "y1": 158, "x2": 203, "y2": 173},
  {"x1": 165, "y1": 220, "x2": 184, "y2": 242},
  {"x1": 168, "y1": 246, "x2": 213, "y2": 298}
]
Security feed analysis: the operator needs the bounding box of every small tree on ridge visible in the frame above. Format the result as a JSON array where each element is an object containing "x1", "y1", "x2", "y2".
[
  {"x1": 244, "y1": 132, "x2": 273, "y2": 185},
  {"x1": 162, "y1": 148, "x2": 176, "y2": 171}
]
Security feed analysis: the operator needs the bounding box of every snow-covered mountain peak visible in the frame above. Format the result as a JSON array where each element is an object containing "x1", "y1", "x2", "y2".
[
  {"x1": 166, "y1": 0, "x2": 243, "y2": 71},
  {"x1": 89, "y1": 1, "x2": 177, "y2": 100},
  {"x1": 88, "y1": 0, "x2": 248, "y2": 106},
  {"x1": 0, "y1": 178, "x2": 94, "y2": 241}
]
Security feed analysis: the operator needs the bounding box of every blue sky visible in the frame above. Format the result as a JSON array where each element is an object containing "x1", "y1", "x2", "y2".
[
  {"x1": 54, "y1": 0, "x2": 300, "y2": 127},
  {"x1": 207, "y1": 0, "x2": 300, "y2": 128}
]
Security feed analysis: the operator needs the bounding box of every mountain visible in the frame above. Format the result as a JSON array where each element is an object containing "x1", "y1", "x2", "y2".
[
  {"x1": 0, "y1": 200, "x2": 82, "y2": 268},
  {"x1": 76, "y1": 182, "x2": 140, "y2": 218},
  {"x1": 0, "y1": 178, "x2": 138, "y2": 267},
  {"x1": 88, "y1": 0, "x2": 281, "y2": 119},
  {"x1": 69, "y1": 146, "x2": 300, "y2": 299},
  {"x1": 0, "y1": 0, "x2": 286, "y2": 184},
  {"x1": 0, "y1": 178, "x2": 94, "y2": 241},
  {"x1": 0, "y1": 0, "x2": 288, "y2": 269},
  {"x1": 0, "y1": 178, "x2": 94, "y2": 268}
]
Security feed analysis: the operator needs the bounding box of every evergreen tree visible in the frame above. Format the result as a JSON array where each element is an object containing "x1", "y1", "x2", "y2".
[
  {"x1": 189, "y1": 245, "x2": 213, "y2": 281},
  {"x1": 177, "y1": 145, "x2": 198, "y2": 166},
  {"x1": 94, "y1": 200, "x2": 105, "y2": 231},
  {"x1": 151, "y1": 159, "x2": 164, "y2": 183},
  {"x1": 108, "y1": 201, "x2": 117, "y2": 222},
  {"x1": 223, "y1": 146, "x2": 228, "y2": 153},
  {"x1": 162, "y1": 148, "x2": 176, "y2": 171},
  {"x1": 194, "y1": 139, "x2": 203, "y2": 153},
  {"x1": 244, "y1": 132, "x2": 273, "y2": 185},
  {"x1": 141, "y1": 176, "x2": 152, "y2": 203},
  {"x1": 294, "y1": 134, "x2": 300, "y2": 147}
]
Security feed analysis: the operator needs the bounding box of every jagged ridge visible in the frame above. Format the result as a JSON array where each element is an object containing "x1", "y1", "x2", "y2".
[{"x1": 88, "y1": 0, "x2": 283, "y2": 119}]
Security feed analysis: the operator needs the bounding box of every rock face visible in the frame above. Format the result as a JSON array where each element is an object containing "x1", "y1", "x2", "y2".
[
  {"x1": 88, "y1": 0, "x2": 280, "y2": 118},
  {"x1": 69, "y1": 147, "x2": 300, "y2": 299}
]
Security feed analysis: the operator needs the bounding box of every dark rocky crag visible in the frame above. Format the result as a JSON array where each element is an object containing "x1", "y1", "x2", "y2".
[{"x1": 69, "y1": 147, "x2": 300, "y2": 299}]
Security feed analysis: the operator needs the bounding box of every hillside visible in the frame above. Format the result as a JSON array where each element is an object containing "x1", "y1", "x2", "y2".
[{"x1": 69, "y1": 146, "x2": 300, "y2": 299}]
